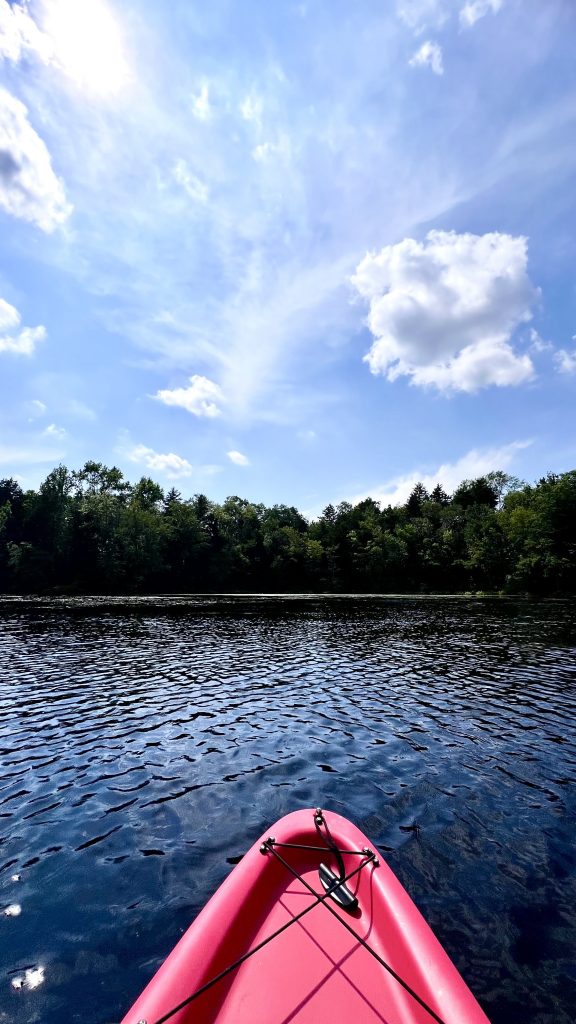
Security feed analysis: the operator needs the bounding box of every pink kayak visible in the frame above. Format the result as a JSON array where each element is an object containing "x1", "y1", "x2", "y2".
[{"x1": 121, "y1": 808, "x2": 491, "y2": 1024}]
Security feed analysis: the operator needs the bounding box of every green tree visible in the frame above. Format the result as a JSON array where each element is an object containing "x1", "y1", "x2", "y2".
[
  {"x1": 406, "y1": 483, "x2": 429, "y2": 518},
  {"x1": 452, "y1": 476, "x2": 498, "y2": 509}
]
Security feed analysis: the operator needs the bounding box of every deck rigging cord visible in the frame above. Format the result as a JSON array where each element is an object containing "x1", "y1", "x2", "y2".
[{"x1": 142, "y1": 809, "x2": 448, "y2": 1024}]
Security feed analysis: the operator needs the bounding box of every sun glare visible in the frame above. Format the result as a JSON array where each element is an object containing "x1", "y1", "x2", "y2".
[{"x1": 42, "y1": 0, "x2": 130, "y2": 96}]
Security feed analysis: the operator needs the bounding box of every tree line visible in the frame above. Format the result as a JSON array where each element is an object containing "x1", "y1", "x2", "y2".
[{"x1": 0, "y1": 462, "x2": 574, "y2": 595}]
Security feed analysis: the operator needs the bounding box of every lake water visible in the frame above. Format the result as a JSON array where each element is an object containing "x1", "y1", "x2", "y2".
[{"x1": 0, "y1": 596, "x2": 574, "y2": 1024}]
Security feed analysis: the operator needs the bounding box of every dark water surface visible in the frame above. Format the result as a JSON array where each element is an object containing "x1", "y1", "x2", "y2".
[{"x1": 0, "y1": 596, "x2": 575, "y2": 1024}]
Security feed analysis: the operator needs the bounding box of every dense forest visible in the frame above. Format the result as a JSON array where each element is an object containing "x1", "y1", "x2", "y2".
[{"x1": 0, "y1": 462, "x2": 575, "y2": 595}]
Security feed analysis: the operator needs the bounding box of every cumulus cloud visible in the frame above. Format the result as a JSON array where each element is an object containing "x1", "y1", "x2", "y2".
[
  {"x1": 0, "y1": 297, "x2": 46, "y2": 355},
  {"x1": 409, "y1": 40, "x2": 444, "y2": 75},
  {"x1": 173, "y1": 159, "x2": 208, "y2": 203},
  {"x1": 126, "y1": 444, "x2": 193, "y2": 479},
  {"x1": 154, "y1": 375, "x2": 224, "y2": 418},
  {"x1": 460, "y1": 0, "x2": 503, "y2": 29},
  {"x1": 350, "y1": 440, "x2": 531, "y2": 507},
  {"x1": 227, "y1": 450, "x2": 250, "y2": 466},
  {"x1": 0, "y1": 87, "x2": 71, "y2": 231},
  {"x1": 554, "y1": 336, "x2": 576, "y2": 375},
  {"x1": 352, "y1": 230, "x2": 537, "y2": 393}
]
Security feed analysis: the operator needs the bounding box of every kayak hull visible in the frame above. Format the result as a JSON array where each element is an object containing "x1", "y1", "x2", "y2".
[{"x1": 121, "y1": 809, "x2": 490, "y2": 1024}]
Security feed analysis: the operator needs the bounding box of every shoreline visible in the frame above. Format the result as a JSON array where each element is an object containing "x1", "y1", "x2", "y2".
[{"x1": 0, "y1": 592, "x2": 572, "y2": 607}]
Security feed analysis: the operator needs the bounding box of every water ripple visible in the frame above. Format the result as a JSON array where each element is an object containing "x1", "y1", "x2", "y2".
[{"x1": 0, "y1": 597, "x2": 574, "y2": 1023}]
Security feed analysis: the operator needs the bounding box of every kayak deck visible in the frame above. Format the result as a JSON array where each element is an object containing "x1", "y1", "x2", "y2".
[{"x1": 122, "y1": 809, "x2": 490, "y2": 1024}]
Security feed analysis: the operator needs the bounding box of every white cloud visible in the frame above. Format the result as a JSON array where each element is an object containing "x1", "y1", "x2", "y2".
[
  {"x1": 398, "y1": 0, "x2": 449, "y2": 33},
  {"x1": 227, "y1": 449, "x2": 250, "y2": 466},
  {"x1": 352, "y1": 230, "x2": 537, "y2": 393},
  {"x1": 297, "y1": 429, "x2": 317, "y2": 442},
  {"x1": 409, "y1": 40, "x2": 444, "y2": 75},
  {"x1": 173, "y1": 159, "x2": 208, "y2": 203},
  {"x1": 154, "y1": 374, "x2": 224, "y2": 418},
  {"x1": 240, "y1": 94, "x2": 263, "y2": 127},
  {"x1": 252, "y1": 136, "x2": 291, "y2": 163},
  {"x1": 191, "y1": 83, "x2": 211, "y2": 121},
  {"x1": 460, "y1": 0, "x2": 503, "y2": 29},
  {"x1": 0, "y1": 0, "x2": 52, "y2": 63},
  {"x1": 0, "y1": 87, "x2": 71, "y2": 231},
  {"x1": 350, "y1": 440, "x2": 531, "y2": 507},
  {"x1": 126, "y1": 444, "x2": 193, "y2": 479},
  {"x1": 0, "y1": 0, "x2": 130, "y2": 96},
  {"x1": 43, "y1": 0, "x2": 130, "y2": 95},
  {"x1": 528, "y1": 328, "x2": 552, "y2": 354},
  {"x1": 253, "y1": 142, "x2": 273, "y2": 162},
  {"x1": 554, "y1": 336, "x2": 576, "y2": 375},
  {"x1": 42, "y1": 423, "x2": 66, "y2": 439},
  {"x1": 0, "y1": 297, "x2": 46, "y2": 355},
  {"x1": 28, "y1": 398, "x2": 47, "y2": 417},
  {"x1": 398, "y1": 0, "x2": 502, "y2": 33},
  {"x1": 0, "y1": 297, "x2": 19, "y2": 330}
]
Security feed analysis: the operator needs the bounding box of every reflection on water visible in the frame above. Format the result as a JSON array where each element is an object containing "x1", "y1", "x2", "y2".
[{"x1": 0, "y1": 596, "x2": 574, "y2": 1023}]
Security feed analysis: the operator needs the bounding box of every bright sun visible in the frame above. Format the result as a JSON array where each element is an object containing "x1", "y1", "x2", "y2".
[{"x1": 42, "y1": 0, "x2": 130, "y2": 96}]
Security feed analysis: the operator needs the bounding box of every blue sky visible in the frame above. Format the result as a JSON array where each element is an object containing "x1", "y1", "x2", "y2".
[{"x1": 0, "y1": 0, "x2": 575, "y2": 513}]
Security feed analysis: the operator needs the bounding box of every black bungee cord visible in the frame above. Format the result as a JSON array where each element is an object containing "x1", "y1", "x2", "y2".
[{"x1": 136, "y1": 809, "x2": 448, "y2": 1024}]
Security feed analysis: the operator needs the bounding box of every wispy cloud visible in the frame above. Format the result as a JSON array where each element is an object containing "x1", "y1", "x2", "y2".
[
  {"x1": 350, "y1": 440, "x2": 531, "y2": 506},
  {"x1": 527, "y1": 328, "x2": 552, "y2": 354},
  {"x1": 173, "y1": 159, "x2": 209, "y2": 204},
  {"x1": 398, "y1": 0, "x2": 504, "y2": 34},
  {"x1": 42, "y1": 423, "x2": 67, "y2": 440},
  {"x1": 65, "y1": 398, "x2": 97, "y2": 421},
  {"x1": 191, "y1": 82, "x2": 211, "y2": 121},
  {"x1": 397, "y1": 0, "x2": 449, "y2": 34},
  {"x1": 240, "y1": 93, "x2": 263, "y2": 127},
  {"x1": 27, "y1": 398, "x2": 47, "y2": 418},
  {"x1": 460, "y1": 0, "x2": 503, "y2": 30}
]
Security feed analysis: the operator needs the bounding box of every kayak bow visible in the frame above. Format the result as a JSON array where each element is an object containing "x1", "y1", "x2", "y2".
[{"x1": 121, "y1": 808, "x2": 490, "y2": 1024}]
